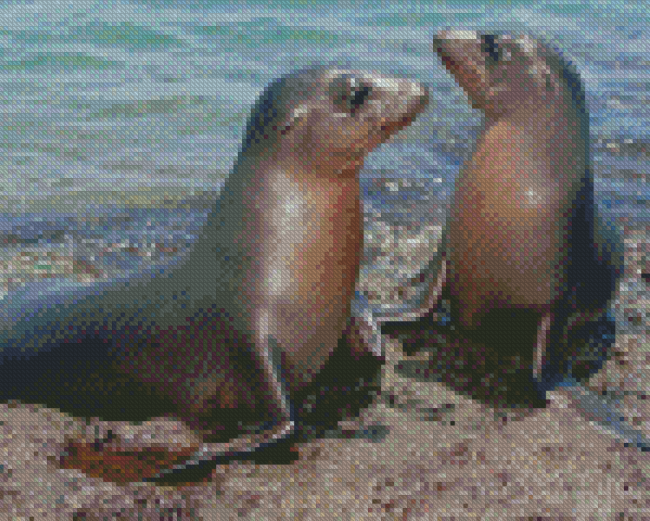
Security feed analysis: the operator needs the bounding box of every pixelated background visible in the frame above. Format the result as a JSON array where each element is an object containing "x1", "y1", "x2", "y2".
[{"x1": 0, "y1": 0, "x2": 647, "y2": 518}]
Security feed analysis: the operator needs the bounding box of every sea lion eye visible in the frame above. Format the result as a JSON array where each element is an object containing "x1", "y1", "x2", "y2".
[
  {"x1": 338, "y1": 76, "x2": 372, "y2": 113},
  {"x1": 332, "y1": 74, "x2": 372, "y2": 114},
  {"x1": 481, "y1": 34, "x2": 500, "y2": 62},
  {"x1": 349, "y1": 82, "x2": 372, "y2": 110}
]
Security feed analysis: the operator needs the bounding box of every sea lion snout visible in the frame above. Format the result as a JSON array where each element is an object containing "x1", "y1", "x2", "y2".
[
  {"x1": 387, "y1": 75, "x2": 429, "y2": 113},
  {"x1": 433, "y1": 30, "x2": 493, "y2": 110},
  {"x1": 377, "y1": 77, "x2": 429, "y2": 137},
  {"x1": 406, "y1": 80, "x2": 429, "y2": 120}
]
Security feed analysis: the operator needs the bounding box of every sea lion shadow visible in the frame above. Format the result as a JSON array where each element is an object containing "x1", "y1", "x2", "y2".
[
  {"x1": 0, "y1": 329, "x2": 385, "y2": 454},
  {"x1": 386, "y1": 307, "x2": 615, "y2": 411},
  {"x1": 0, "y1": 336, "x2": 179, "y2": 422},
  {"x1": 289, "y1": 334, "x2": 385, "y2": 441}
]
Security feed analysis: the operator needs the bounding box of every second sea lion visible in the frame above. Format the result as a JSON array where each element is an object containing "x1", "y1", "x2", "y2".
[{"x1": 381, "y1": 31, "x2": 621, "y2": 399}]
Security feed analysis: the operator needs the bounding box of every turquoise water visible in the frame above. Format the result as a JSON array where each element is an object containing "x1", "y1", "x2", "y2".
[
  {"x1": 0, "y1": 1, "x2": 644, "y2": 197},
  {"x1": 0, "y1": 0, "x2": 646, "y2": 321}
]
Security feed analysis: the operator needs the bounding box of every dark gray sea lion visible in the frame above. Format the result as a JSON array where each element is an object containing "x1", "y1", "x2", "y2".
[
  {"x1": 381, "y1": 31, "x2": 621, "y2": 399},
  {"x1": 0, "y1": 66, "x2": 428, "y2": 479}
]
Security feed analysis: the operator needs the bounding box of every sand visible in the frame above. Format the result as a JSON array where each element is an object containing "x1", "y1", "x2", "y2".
[{"x1": 0, "y1": 191, "x2": 647, "y2": 520}]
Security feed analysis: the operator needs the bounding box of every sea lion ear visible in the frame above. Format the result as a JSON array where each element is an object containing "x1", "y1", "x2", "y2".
[
  {"x1": 536, "y1": 63, "x2": 560, "y2": 96},
  {"x1": 520, "y1": 36, "x2": 561, "y2": 97},
  {"x1": 282, "y1": 105, "x2": 310, "y2": 134},
  {"x1": 545, "y1": 71, "x2": 560, "y2": 95}
]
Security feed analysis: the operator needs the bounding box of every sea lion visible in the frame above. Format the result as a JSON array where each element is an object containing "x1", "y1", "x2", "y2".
[
  {"x1": 0, "y1": 66, "x2": 428, "y2": 479},
  {"x1": 380, "y1": 31, "x2": 621, "y2": 398}
]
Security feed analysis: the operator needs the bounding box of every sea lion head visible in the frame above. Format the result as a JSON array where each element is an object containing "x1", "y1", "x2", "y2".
[
  {"x1": 241, "y1": 66, "x2": 429, "y2": 175},
  {"x1": 433, "y1": 31, "x2": 586, "y2": 125}
]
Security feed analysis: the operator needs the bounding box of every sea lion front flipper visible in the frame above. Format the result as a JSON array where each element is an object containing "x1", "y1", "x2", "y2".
[
  {"x1": 378, "y1": 223, "x2": 449, "y2": 327},
  {"x1": 145, "y1": 336, "x2": 295, "y2": 481},
  {"x1": 532, "y1": 311, "x2": 554, "y2": 388},
  {"x1": 531, "y1": 297, "x2": 595, "y2": 397},
  {"x1": 530, "y1": 309, "x2": 568, "y2": 399},
  {"x1": 532, "y1": 304, "x2": 617, "y2": 401}
]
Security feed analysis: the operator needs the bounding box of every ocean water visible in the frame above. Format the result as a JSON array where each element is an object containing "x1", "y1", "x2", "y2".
[{"x1": 0, "y1": 0, "x2": 646, "y2": 340}]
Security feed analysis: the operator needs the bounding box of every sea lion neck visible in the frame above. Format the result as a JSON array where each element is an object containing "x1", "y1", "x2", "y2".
[
  {"x1": 484, "y1": 93, "x2": 588, "y2": 164},
  {"x1": 212, "y1": 155, "x2": 362, "y2": 242},
  {"x1": 236, "y1": 150, "x2": 365, "y2": 184}
]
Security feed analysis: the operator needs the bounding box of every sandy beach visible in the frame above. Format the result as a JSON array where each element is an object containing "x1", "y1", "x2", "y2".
[{"x1": 0, "y1": 189, "x2": 647, "y2": 520}]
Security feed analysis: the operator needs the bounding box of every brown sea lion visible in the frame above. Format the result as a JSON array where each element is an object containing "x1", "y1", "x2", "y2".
[
  {"x1": 0, "y1": 66, "x2": 428, "y2": 480},
  {"x1": 381, "y1": 31, "x2": 621, "y2": 399}
]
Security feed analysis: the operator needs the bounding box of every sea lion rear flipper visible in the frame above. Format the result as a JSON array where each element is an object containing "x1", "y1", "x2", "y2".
[
  {"x1": 376, "y1": 254, "x2": 448, "y2": 335},
  {"x1": 347, "y1": 312, "x2": 384, "y2": 359}
]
